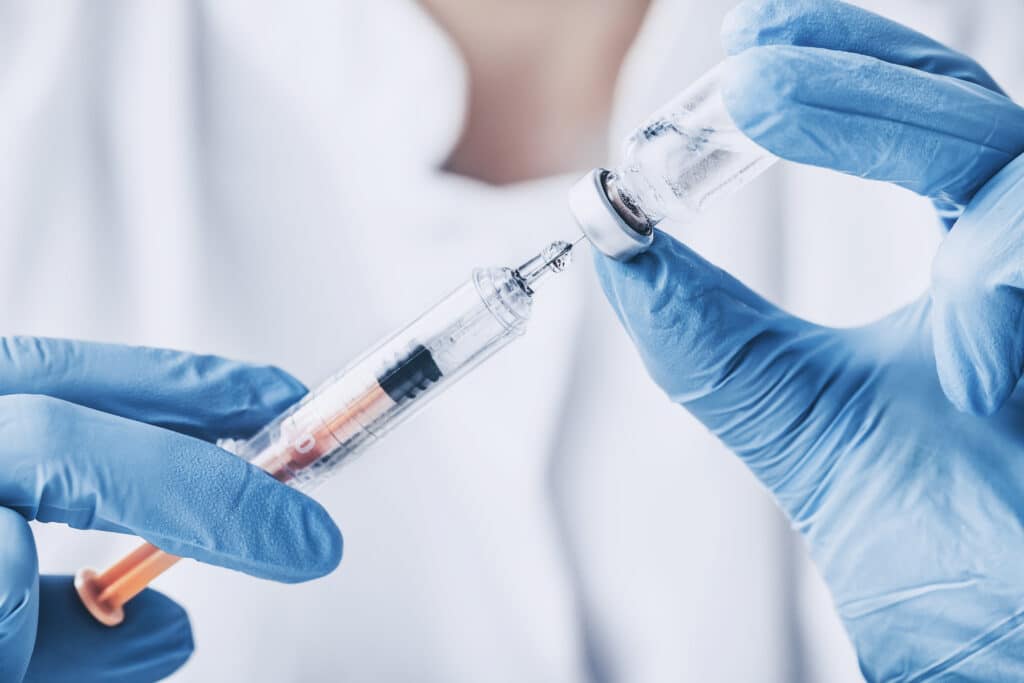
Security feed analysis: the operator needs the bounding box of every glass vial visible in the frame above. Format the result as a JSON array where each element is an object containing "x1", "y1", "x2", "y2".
[{"x1": 570, "y1": 61, "x2": 777, "y2": 259}]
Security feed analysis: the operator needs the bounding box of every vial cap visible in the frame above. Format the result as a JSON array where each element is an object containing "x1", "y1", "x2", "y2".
[{"x1": 568, "y1": 168, "x2": 653, "y2": 260}]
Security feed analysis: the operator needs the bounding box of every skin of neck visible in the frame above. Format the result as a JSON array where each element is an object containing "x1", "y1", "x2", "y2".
[{"x1": 419, "y1": 0, "x2": 651, "y2": 185}]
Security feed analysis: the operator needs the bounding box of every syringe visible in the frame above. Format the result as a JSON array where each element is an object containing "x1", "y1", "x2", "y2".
[{"x1": 75, "y1": 239, "x2": 577, "y2": 626}]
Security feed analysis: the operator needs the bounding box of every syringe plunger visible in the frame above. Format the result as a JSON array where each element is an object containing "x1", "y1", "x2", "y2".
[{"x1": 75, "y1": 239, "x2": 575, "y2": 626}]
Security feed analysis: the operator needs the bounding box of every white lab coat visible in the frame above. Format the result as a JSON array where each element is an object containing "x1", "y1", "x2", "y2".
[{"x1": 3, "y1": 1, "x2": 1022, "y2": 681}]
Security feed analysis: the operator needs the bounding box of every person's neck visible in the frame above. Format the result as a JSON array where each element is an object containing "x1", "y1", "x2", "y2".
[{"x1": 420, "y1": 0, "x2": 650, "y2": 185}]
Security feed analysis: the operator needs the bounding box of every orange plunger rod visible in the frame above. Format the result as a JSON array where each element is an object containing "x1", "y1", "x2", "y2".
[
  {"x1": 75, "y1": 385, "x2": 393, "y2": 626},
  {"x1": 74, "y1": 544, "x2": 182, "y2": 626}
]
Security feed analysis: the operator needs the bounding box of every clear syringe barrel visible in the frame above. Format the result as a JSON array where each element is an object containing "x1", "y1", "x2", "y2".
[
  {"x1": 237, "y1": 264, "x2": 535, "y2": 489},
  {"x1": 74, "y1": 240, "x2": 574, "y2": 627}
]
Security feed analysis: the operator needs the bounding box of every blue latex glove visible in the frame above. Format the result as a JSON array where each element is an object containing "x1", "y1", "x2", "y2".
[
  {"x1": 0, "y1": 337, "x2": 342, "y2": 682},
  {"x1": 594, "y1": 3, "x2": 1024, "y2": 679},
  {"x1": 597, "y1": 243, "x2": 1024, "y2": 681},
  {"x1": 720, "y1": 0, "x2": 1024, "y2": 415}
]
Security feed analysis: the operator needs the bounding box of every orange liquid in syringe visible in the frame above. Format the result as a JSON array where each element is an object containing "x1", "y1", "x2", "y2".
[{"x1": 75, "y1": 384, "x2": 395, "y2": 626}]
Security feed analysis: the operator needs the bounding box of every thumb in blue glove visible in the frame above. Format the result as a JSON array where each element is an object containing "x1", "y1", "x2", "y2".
[
  {"x1": 718, "y1": 0, "x2": 1024, "y2": 415},
  {"x1": 596, "y1": 230, "x2": 1024, "y2": 682},
  {"x1": 594, "y1": 2, "x2": 1024, "y2": 678}
]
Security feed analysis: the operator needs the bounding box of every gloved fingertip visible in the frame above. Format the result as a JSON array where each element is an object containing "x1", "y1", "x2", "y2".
[
  {"x1": 931, "y1": 218, "x2": 1024, "y2": 417},
  {"x1": 206, "y1": 361, "x2": 308, "y2": 439},
  {"x1": 721, "y1": 0, "x2": 769, "y2": 54},
  {"x1": 720, "y1": 47, "x2": 798, "y2": 148},
  {"x1": 931, "y1": 309, "x2": 1016, "y2": 417},
  {"x1": 260, "y1": 365, "x2": 309, "y2": 415},
  {"x1": 0, "y1": 511, "x2": 37, "y2": 683},
  {"x1": 119, "y1": 587, "x2": 195, "y2": 679},
  {"x1": 29, "y1": 577, "x2": 193, "y2": 682},
  {"x1": 722, "y1": 0, "x2": 815, "y2": 54},
  {"x1": 590, "y1": 240, "x2": 660, "y2": 296},
  {"x1": 293, "y1": 498, "x2": 344, "y2": 581},
  {"x1": 935, "y1": 356, "x2": 1016, "y2": 417},
  {"x1": 589, "y1": 242, "x2": 638, "y2": 282},
  {"x1": 0, "y1": 508, "x2": 39, "y2": 635},
  {"x1": 235, "y1": 480, "x2": 343, "y2": 583},
  {"x1": 590, "y1": 232, "x2": 689, "y2": 322},
  {"x1": 0, "y1": 509, "x2": 38, "y2": 607}
]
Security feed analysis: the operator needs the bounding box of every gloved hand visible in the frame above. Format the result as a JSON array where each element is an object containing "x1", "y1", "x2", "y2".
[
  {"x1": 719, "y1": 0, "x2": 1024, "y2": 415},
  {"x1": 594, "y1": 3, "x2": 1024, "y2": 680},
  {"x1": 0, "y1": 337, "x2": 342, "y2": 682},
  {"x1": 597, "y1": 246, "x2": 1024, "y2": 681}
]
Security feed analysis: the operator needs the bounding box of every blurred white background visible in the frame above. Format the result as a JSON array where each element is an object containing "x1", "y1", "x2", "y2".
[{"x1": 3, "y1": 0, "x2": 1023, "y2": 680}]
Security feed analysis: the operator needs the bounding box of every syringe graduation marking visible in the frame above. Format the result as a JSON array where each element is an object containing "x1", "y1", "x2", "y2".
[{"x1": 255, "y1": 344, "x2": 444, "y2": 482}]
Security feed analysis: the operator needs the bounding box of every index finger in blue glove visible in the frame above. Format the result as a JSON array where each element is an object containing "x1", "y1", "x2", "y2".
[
  {"x1": 0, "y1": 337, "x2": 306, "y2": 441},
  {"x1": 0, "y1": 394, "x2": 342, "y2": 582},
  {"x1": 721, "y1": 0, "x2": 1004, "y2": 94},
  {"x1": 720, "y1": 45, "x2": 1024, "y2": 213}
]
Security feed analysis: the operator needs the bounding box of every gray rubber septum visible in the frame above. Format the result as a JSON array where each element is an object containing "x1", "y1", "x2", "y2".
[{"x1": 568, "y1": 168, "x2": 653, "y2": 260}]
